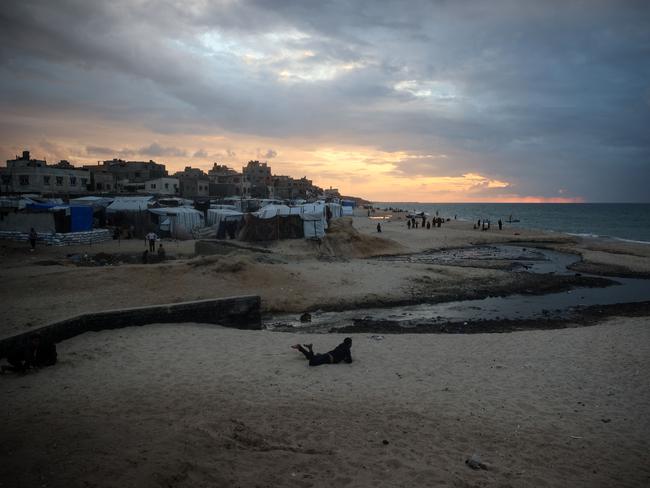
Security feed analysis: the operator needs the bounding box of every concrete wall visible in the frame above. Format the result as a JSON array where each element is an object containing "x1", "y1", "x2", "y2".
[
  {"x1": 0, "y1": 211, "x2": 56, "y2": 232},
  {"x1": 0, "y1": 295, "x2": 261, "y2": 359}
]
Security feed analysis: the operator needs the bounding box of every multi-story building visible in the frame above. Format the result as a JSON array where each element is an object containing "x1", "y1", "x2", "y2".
[
  {"x1": 141, "y1": 177, "x2": 179, "y2": 196},
  {"x1": 242, "y1": 160, "x2": 271, "y2": 198},
  {"x1": 173, "y1": 166, "x2": 210, "y2": 199},
  {"x1": 97, "y1": 158, "x2": 167, "y2": 183},
  {"x1": 1, "y1": 151, "x2": 90, "y2": 195},
  {"x1": 208, "y1": 163, "x2": 242, "y2": 197}
]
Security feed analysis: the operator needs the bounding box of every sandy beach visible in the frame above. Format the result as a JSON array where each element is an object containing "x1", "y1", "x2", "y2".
[
  {"x1": 1, "y1": 213, "x2": 650, "y2": 487},
  {"x1": 2, "y1": 319, "x2": 649, "y2": 487},
  {"x1": 2, "y1": 213, "x2": 649, "y2": 338}
]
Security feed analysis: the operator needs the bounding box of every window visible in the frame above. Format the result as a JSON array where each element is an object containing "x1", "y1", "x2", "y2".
[
  {"x1": 44, "y1": 176, "x2": 51, "y2": 185},
  {"x1": 1, "y1": 175, "x2": 11, "y2": 185},
  {"x1": 97, "y1": 183, "x2": 103, "y2": 190},
  {"x1": 81, "y1": 178, "x2": 88, "y2": 186},
  {"x1": 150, "y1": 183, "x2": 157, "y2": 189},
  {"x1": 164, "y1": 183, "x2": 169, "y2": 189},
  {"x1": 134, "y1": 172, "x2": 141, "y2": 178},
  {"x1": 19, "y1": 175, "x2": 29, "y2": 186},
  {"x1": 70, "y1": 176, "x2": 77, "y2": 186},
  {"x1": 56, "y1": 176, "x2": 63, "y2": 186}
]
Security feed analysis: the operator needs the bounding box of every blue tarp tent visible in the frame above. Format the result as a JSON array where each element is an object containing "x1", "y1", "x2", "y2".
[{"x1": 70, "y1": 206, "x2": 93, "y2": 232}]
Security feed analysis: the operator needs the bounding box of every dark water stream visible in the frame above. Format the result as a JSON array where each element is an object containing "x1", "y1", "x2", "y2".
[{"x1": 266, "y1": 245, "x2": 650, "y2": 332}]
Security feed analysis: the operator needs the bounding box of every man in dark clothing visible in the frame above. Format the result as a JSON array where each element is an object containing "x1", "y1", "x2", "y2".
[
  {"x1": 29, "y1": 228, "x2": 38, "y2": 251},
  {"x1": 292, "y1": 338, "x2": 353, "y2": 366},
  {"x1": 1, "y1": 334, "x2": 57, "y2": 374}
]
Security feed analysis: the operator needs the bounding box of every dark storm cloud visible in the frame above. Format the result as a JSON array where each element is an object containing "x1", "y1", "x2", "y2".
[
  {"x1": 86, "y1": 142, "x2": 187, "y2": 158},
  {"x1": 1, "y1": 0, "x2": 649, "y2": 200}
]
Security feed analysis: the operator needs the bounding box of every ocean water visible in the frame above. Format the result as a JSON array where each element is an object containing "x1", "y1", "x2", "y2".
[{"x1": 374, "y1": 203, "x2": 650, "y2": 243}]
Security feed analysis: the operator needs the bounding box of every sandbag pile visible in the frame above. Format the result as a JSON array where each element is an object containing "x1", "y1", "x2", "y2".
[{"x1": 0, "y1": 229, "x2": 112, "y2": 246}]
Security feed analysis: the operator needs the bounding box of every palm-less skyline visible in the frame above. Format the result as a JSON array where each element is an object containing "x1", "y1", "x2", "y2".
[{"x1": 1, "y1": 0, "x2": 648, "y2": 202}]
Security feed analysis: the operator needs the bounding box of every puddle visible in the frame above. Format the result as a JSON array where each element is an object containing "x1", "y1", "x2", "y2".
[{"x1": 267, "y1": 245, "x2": 650, "y2": 332}]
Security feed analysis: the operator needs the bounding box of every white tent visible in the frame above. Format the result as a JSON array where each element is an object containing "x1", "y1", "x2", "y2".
[
  {"x1": 149, "y1": 207, "x2": 204, "y2": 238},
  {"x1": 206, "y1": 208, "x2": 244, "y2": 227},
  {"x1": 326, "y1": 202, "x2": 342, "y2": 218},
  {"x1": 70, "y1": 196, "x2": 114, "y2": 208},
  {"x1": 302, "y1": 211, "x2": 326, "y2": 239},
  {"x1": 106, "y1": 196, "x2": 153, "y2": 213},
  {"x1": 255, "y1": 204, "x2": 293, "y2": 218}
]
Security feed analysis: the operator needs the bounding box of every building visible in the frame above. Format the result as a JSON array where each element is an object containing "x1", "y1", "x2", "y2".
[
  {"x1": 141, "y1": 177, "x2": 179, "y2": 196},
  {"x1": 173, "y1": 166, "x2": 210, "y2": 199},
  {"x1": 207, "y1": 163, "x2": 242, "y2": 197},
  {"x1": 242, "y1": 160, "x2": 272, "y2": 198},
  {"x1": 97, "y1": 158, "x2": 167, "y2": 183},
  {"x1": 178, "y1": 177, "x2": 209, "y2": 199},
  {"x1": 323, "y1": 186, "x2": 341, "y2": 200},
  {"x1": 1, "y1": 151, "x2": 90, "y2": 195}
]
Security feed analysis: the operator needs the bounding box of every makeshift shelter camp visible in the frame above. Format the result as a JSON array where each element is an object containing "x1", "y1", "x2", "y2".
[
  {"x1": 149, "y1": 207, "x2": 204, "y2": 239},
  {"x1": 206, "y1": 208, "x2": 244, "y2": 239}
]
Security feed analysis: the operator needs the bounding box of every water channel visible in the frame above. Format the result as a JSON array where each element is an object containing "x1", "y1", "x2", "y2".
[{"x1": 266, "y1": 245, "x2": 650, "y2": 333}]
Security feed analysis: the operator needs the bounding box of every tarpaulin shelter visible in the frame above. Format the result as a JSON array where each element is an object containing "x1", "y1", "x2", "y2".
[
  {"x1": 238, "y1": 213, "x2": 304, "y2": 241},
  {"x1": 206, "y1": 208, "x2": 244, "y2": 239},
  {"x1": 106, "y1": 196, "x2": 155, "y2": 237},
  {"x1": 19, "y1": 203, "x2": 93, "y2": 232},
  {"x1": 106, "y1": 196, "x2": 154, "y2": 213},
  {"x1": 149, "y1": 207, "x2": 204, "y2": 239},
  {"x1": 341, "y1": 199, "x2": 355, "y2": 216}
]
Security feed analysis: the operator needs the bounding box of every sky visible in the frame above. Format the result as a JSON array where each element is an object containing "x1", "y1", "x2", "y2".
[{"x1": 1, "y1": 0, "x2": 648, "y2": 202}]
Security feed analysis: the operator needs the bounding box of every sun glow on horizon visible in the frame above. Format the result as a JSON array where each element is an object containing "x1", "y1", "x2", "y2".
[{"x1": 0, "y1": 133, "x2": 585, "y2": 203}]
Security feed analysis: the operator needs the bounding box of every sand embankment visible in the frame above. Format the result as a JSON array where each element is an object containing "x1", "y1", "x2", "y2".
[{"x1": 1, "y1": 318, "x2": 649, "y2": 487}]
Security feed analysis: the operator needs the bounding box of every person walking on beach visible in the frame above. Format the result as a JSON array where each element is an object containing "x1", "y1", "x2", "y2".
[
  {"x1": 28, "y1": 228, "x2": 38, "y2": 252},
  {"x1": 146, "y1": 231, "x2": 157, "y2": 252},
  {"x1": 291, "y1": 338, "x2": 353, "y2": 366},
  {"x1": 498, "y1": 219, "x2": 503, "y2": 230},
  {"x1": 407, "y1": 219, "x2": 411, "y2": 230},
  {"x1": 377, "y1": 222, "x2": 382, "y2": 233}
]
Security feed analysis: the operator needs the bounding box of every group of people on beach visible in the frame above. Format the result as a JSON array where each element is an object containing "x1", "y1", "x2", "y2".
[
  {"x1": 407, "y1": 216, "x2": 444, "y2": 230},
  {"x1": 474, "y1": 219, "x2": 503, "y2": 231},
  {"x1": 142, "y1": 232, "x2": 166, "y2": 263}
]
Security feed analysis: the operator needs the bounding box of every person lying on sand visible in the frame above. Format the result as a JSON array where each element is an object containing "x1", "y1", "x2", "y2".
[
  {"x1": 291, "y1": 338, "x2": 353, "y2": 366},
  {"x1": 1, "y1": 333, "x2": 57, "y2": 374}
]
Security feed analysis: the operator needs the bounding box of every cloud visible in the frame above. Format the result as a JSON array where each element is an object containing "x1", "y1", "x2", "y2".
[
  {"x1": 1, "y1": 0, "x2": 649, "y2": 200},
  {"x1": 257, "y1": 148, "x2": 277, "y2": 159},
  {"x1": 85, "y1": 142, "x2": 186, "y2": 159}
]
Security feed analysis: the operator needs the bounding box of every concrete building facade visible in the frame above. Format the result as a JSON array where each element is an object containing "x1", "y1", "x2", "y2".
[{"x1": 1, "y1": 151, "x2": 90, "y2": 195}]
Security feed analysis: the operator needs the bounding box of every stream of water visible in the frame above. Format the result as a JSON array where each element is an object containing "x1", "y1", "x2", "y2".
[{"x1": 266, "y1": 245, "x2": 650, "y2": 332}]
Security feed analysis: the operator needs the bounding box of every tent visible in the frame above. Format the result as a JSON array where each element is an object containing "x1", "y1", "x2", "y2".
[
  {"x1": 326, "y1": 202, "x2": 343, "y2": 218},
  {"x1": 206, "y1": 208, "x2": 245, "y2": 239},
  {"x1": 106, "y1": 196, "x2": 153, "y2": 213},
  {"x1": 302, "y1": 211, "x2": 326, "y2": 239},
  {"x1": 70, "y1": 196, "x2": 114, "y2": 208},
  {"x1": 149, "y1": 207, "x2": 204, "y2": 239}
]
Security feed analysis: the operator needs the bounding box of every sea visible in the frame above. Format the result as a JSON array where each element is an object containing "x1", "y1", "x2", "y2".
[{"x1": 373, "y1": 203, "x2": 650, "y2": 244}]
